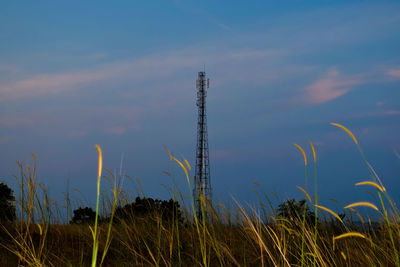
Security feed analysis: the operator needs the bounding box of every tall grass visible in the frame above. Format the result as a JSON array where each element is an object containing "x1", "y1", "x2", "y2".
[{"x1": 0, "y1": 123, "x2": 399, "y2": 266}]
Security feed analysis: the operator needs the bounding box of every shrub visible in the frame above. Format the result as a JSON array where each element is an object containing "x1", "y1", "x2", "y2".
[
  {"x1": 70, "y1": 207, "x2": 96, "y2": 224},
  {"x1": 0, "y1": 182, "x2": 16, "y2": 222}
]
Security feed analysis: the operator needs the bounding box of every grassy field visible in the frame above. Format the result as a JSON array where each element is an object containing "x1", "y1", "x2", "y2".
[{"x1": 1, "y1": 123, "x2": 399, "y2": 267}]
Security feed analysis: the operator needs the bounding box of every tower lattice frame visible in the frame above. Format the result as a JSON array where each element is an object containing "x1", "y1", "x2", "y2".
[{"x1": 193, "y1": 71, "x2": 212, "y2": 221}]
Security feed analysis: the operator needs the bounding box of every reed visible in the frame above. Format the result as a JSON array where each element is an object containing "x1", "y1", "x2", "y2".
[{"x1": 0, "y1": 123, "x2": 399, "y2": 266}]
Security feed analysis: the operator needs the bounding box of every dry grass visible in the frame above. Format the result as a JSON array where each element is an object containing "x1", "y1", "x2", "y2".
[{"x1": 1, "y1": 123, "x2": 399, "y2": 266}]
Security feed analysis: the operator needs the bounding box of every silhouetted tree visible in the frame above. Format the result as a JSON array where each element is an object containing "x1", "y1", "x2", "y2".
[
  {"x1": 70, "y1": 207, "x2": 96, "y2": 224},
  {"x1": 115, "y1": 197, "x2": 182, "y2": 223},
  {"x1": 0, "y1": 182, "x2": 16, "y2": 222},
  {"x1": 277, "y1": 198, "x2": 315, "y2": 223}
]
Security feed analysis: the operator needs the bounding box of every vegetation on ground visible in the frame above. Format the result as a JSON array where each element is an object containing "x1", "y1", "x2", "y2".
[{"x1": 0, "y1": 123, "x2": 399, "y2": 266}]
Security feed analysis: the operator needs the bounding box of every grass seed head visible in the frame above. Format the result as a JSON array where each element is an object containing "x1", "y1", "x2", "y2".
[
  {"x1": 293, "y1": 143, "x2": 307, "y2": 166},
  {"x1": 330, "y1": 123, "x2": 358, "y2": 144}
]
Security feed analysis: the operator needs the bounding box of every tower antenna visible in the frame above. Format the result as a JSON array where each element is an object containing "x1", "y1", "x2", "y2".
[{"x1": 194, "y1": 71, "x2": 212, "y2": 222}]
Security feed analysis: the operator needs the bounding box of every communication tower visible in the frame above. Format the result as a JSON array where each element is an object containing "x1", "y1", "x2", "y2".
[{"x1": 193, "y1": 71, "x2": 212, "y2": 221}]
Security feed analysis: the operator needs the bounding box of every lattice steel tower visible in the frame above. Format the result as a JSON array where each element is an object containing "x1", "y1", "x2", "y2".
[{"x1": 193, "y1": 71, "x2": 212, "y2": 221}]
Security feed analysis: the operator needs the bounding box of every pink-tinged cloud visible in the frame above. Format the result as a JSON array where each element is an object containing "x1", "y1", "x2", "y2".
[
  {"x1": 0, "y1": 64, "x2": 18, "y2": 73},
  {"x1": 0, "y1": 116, "x2": 35, "y2": 127},
  {"x1": 210, "y1": 150, "x2": 235, "y2": 160},
  {"x1": 0, "y1": 52, "x2": 199, "y2": 102},
  {"x1": 0, "y1": 136, "x2": 15, "y2": 144},
  {"x1": 304, "y1": 69, "x2": 363, "y2": 104},
  {"x1": 384, "y1": 110, "x2": 400, "y2": 115},
  {"x1": 0, "y1": 71, "x2": 109, "y2": 102},
  {"x1": 0, "y1": 47, "x2": 286, "y2": 103},
  {"x1": 387, "y1": 68, "x2": 400, "y2": 79},
  {"x1": 66, "y1": 130, "x2": 88, "y2": 138},
  {"x1": 209, "y1": 149, "x2": 250, "y2": 162},
  {"x1": 0, "y1": 106, "x2": 143, "y2": 138},
  {"x1": 105, "y1": 127, "x2": 126, "y2": 136},
  {"x1": 349, "y1": 109, "x2": 400, "y2": 119}
]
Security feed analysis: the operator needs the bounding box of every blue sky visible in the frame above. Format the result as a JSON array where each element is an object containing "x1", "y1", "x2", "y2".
[{"x1": 1, "y1": 1, "x2": 399, "y2": 216}]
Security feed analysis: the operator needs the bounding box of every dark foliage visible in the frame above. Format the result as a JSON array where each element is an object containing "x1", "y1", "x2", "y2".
[
  {"x1": 70, "y1": 207, "x2": 96, "y2": 224},
  {"x1": 276, "y1": 198, "x2": 315, "y2": 223},
  {"x1": 115, "y1": 197, "x2": 183, "y2": 223},
  {"x1": 0, "y1": 182, "x2": 16, "y2": 222}
]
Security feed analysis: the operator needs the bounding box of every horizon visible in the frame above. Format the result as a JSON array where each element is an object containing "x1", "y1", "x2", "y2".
[{"x1": 1, "y1": 1, "x2": 400, "y2": 218}]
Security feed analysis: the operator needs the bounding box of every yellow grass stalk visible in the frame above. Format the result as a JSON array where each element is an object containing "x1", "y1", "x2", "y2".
[
  {"x1": 297, "y1": 186, "x2": 312, "y2": 203},
  {"x1": 95, "y1": 145, "x2": 102, "y2": 183},
  {"x1": 293, "y1": 143, "x2": 307, "y2": 166},
  {"x1": 100, "y1": 171, "x2": 119, "y2": 266},
  {"x1": 135, "y1": 177, "x2": 142, "y2": 187},
  {"x1": 333, "y1": 232, "x2": 366, "y2": 241},
  {"x1": 266, "y1": 225, "x2": 281, "y2": 250},
  {"x1": 355, "y1": 181, "x2": 386, "y2": 192},
  {"x1": 333, "y1": 232, "x2": 367, "y2": 251},
  {"x1": 216, "y1": 203, "x2": 225, "y2": 209},
  {"x1": 92, "y1": 145, "x2": 103, "y2": 267},
  {"x1": 308, "y1": 139, "x2": 318, "y2": 267},
  {"x1": 184, "y1": 159, "x2": 191, "y2": 171},
  {"x1": 314, "y1": 205, "x2": 343, "y2": 223},
  {"x1": 271, "y1": 191, "x2": 279, "y2": 200},
  {"x1": 344, "y1": 202, "x2": 379, "y2": 211},
  {"x1": 330, "y1": 123, "x2": 358, "y2": 144},
  {"x1": 277, "y1": 223, "x2": 295, "y2": 234},
  {"x1": 172, "y1": 155, "x2": 209, "y2": 267},
  {"x1": 347, "y1": 207, "x2": 365, "y2": 224},
  {"x1": 307, "y1": 140, "x2": 316, "y2": 163},
  {"x1": 265, "y1": 224, "x2": 291, "y2": 266},
  {"x1": 276, "y1": 218, "x2": 291, "y2": 224},
  {"x1": 164, "y1": 146, "x2": 173, "y2": 161},
  {"x1": 36, "y1": 224, "x2": 43, "y2": 236},
  {"x1": 235, "y1": 202, "x2": 279, "y2": 266},
  {"x1": 172, "y1": 157, "x2": 190, "y2": 185}
]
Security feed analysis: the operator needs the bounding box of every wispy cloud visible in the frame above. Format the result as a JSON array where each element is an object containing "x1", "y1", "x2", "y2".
[
  {"x1": 0, "y1": 106, "x2": 143, "y2": 137},
  {"x1": 0, "y1": 136, "x2": 15, "y2": 144},
  {"x1": 383, "y1": 110, "x2": 400, "y2": 116},
  {"x1": 105, "y1": 127, "x2": 126, "y2": 136},
  {"x1": 0, "y1": 64, "x2": 18, "y2": 74},
  {"x1": 303, "y1": 69, "x2": 364, "y2": 105},
  {"x1": 300, "y1": 66, "x2": 400, "y2": 106},
  {"x1": 0, "y1": 46, "x2": 291, "y2": 141},
  {"x1": 387, "y1": 68, "x2": 400, "y2": 79},
  {"x1": 0, "y1": 47, "x2": 286, "y2": 103},
  {"x1": 0, "y1": 115, "x2": 34, "y2": 128},
  {"x1": 0, "y1": 71, "x2": 109, "y2": 102},
  {"x1": 210, "y1": 149, "x2": 241, "y2": 162},
  {"x1": 211, "y1": 149, "x2": 235, "y2": 160},
  {"x1": 0, "y1": 58, "x2": 179, "y2": 102},
  {"x1": 349, "y1": 109, "x2": 400, "y2": 119}
]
